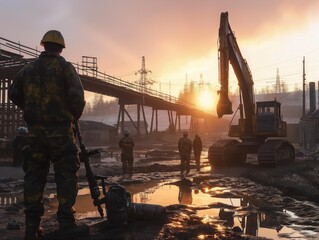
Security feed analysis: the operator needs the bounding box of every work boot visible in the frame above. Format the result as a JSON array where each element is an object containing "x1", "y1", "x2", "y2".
[
  {"x1": 57, "y1": 223, "x2": 89, "y2": 239},
  {"x1": 25, "y1": 226, "x2": 44, "y2": 240}
]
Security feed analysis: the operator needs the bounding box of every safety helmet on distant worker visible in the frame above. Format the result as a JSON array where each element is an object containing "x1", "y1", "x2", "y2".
[
  {"x1": 16, "y1": 126, "x2": 28, "y2": 134},
  {"x1": 40, "y1": 30, "x2": 65, "y2": 48},
  {"x1": 123, "y1": 129, "x2": 129, "y2": 135}
]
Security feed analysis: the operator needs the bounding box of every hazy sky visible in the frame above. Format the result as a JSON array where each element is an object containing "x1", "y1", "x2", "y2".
[{"x1": 2, "y1": 0, "x2": 319, "y2": 105}]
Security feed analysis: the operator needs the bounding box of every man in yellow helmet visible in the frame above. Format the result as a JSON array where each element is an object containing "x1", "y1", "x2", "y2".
[
  {"x1": 9, "y1": 30, "x2": 87, "y2": 239},
  {"x1": 40, "y1": 30, "x2": 66, "y2": 48}
]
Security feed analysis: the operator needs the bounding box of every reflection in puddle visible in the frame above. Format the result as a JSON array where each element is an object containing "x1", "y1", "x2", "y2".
[
  {"x1": 127, "y1": 184, "x2": 316, "y2": 240},
  {"x1": 283, "y1": 209, "x2": 299, "y2": 219},
  {"x1": 46, "y1": 181, "x2": 317, "y2": 240}
]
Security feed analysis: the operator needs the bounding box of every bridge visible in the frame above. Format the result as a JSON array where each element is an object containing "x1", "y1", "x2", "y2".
[{"x1": 0, "y1": 37, "x2": 214, "y2": 137}]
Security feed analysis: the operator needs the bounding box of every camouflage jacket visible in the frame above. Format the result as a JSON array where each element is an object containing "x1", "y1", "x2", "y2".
[
  {"x1": 178, "y1": 136, "x2": 192, "y2": 155},
  {"x1": 8, "y1": 51, "x2": 85, "y2": 126},
  {"x1": 119, "y1": 136, "x2": 135, "y2": 155}
]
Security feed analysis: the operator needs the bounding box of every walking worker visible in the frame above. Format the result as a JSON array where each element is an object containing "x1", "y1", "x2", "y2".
[
  {"x1": 119, "y1": 129, "x2": 135, "y2": 175},
  {"x1": 178, "y1": 131, "x2": 192, "y2": 176},
  {"x1": 9, "y1": 30, "x2": 87, "y2": 240},
  {"x1": 193, "y1": 134, "x2": 203, "y2": 171}
]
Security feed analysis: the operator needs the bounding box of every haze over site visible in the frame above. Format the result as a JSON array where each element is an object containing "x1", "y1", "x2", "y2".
[{"x1": 1, "y1": 0, "x2": 319, "y2": 111}]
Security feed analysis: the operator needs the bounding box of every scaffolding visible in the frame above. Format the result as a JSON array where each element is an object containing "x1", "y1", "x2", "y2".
[
  {"x1": 82, "y1": 56, "x2": 98, "y2": 77},
  {"x1": 0, "y1": 38, "x2": 31, "y2": 137}
]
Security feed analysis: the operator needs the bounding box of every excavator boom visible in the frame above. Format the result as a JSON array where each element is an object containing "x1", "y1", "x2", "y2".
[
  {"x1": 209, "y1": 12, "x2": 295, "y2": 167},
  {"x1": 217, "y1": 12, "x2": 255, "y2": 134}
]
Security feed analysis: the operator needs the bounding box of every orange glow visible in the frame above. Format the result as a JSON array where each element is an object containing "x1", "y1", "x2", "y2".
[{"x1": 197, "y1": 90, "x2": 215, "y2": 111}]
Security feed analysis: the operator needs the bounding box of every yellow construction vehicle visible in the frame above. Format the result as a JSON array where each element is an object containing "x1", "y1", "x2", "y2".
[{"x1": 208, "y1": 12, "x2": 295, "y2": 167}]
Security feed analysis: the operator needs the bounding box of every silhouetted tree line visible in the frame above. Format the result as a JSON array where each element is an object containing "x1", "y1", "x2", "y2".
[
  {"x1": 83, "y1": 95, "x2": 119, "y2": 117},
  {"x1": 177, "y1": 80, "x2": 211, "y2": 107},
  {"x1": 177, "y1": 80, "x2": 196, "y2": 105}
]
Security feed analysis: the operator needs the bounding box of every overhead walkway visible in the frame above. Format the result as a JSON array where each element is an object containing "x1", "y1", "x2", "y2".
[{"x1": 0, "y1": 37, "x2": 213, "y2": 137}]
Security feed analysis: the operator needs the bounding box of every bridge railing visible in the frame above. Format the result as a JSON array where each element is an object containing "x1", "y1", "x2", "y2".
[
  {"x1": 1, "y1": 37, "x2": 198, "y2": 109},
  {"x1": 73, "y1": 62, "x2": 198, "y2": 108}
]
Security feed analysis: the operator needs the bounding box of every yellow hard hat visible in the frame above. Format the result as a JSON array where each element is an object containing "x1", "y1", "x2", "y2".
[{"x1": 40, "y1": 30, "x2": 65, "y2": 48}]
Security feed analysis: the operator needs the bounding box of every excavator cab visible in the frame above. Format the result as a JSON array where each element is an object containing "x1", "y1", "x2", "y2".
[{"x1": 255, "y1": 101, "x2": 287, "y2": 137}]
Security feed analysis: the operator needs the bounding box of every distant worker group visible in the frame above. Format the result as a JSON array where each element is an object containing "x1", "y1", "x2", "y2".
[{"x1": 178, "y1": 132, "x2": 203, "y2": 177}]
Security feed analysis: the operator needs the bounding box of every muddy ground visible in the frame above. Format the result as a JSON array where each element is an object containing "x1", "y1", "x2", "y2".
[{"x1": 1, "y1": 133, "x2": 319, "y2": 240}]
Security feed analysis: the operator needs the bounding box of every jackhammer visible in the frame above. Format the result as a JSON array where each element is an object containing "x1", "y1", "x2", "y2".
[{"x1": 73, "y1": 121, "x2": 131, "y2": 225}]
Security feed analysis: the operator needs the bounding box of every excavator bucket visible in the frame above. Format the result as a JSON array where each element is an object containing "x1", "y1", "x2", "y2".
[{"x1": 217, "y1": 97, "x2": 233, "y2": 118}]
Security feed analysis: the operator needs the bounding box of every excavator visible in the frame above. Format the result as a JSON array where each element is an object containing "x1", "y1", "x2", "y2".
[{"x1": 208, "y1": 12, "x2": 295, "y2": 167}]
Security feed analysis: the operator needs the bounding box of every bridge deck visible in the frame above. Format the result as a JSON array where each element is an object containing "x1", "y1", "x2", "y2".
[{"x1": 0, "y1": 37, "x2": 213, "y2": 137}]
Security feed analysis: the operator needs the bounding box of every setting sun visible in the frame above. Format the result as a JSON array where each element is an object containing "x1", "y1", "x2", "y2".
[{"x1": 197, "y1": 90, "x2": 215, "y2": 111}]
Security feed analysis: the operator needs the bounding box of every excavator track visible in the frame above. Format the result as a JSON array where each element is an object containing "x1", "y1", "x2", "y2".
[
  {"x1": 258, "y1": 139, "x2": 295, "y2": 167},
  {"x1": 208, "y1": 139, "x2": 246, "y2": 167}
]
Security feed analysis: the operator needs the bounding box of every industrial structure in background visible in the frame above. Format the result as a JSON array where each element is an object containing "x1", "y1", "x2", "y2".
[
  {"x1": 299, "y1": 80, "x2": 319, "y2": 152},
  {"x1": 0, "y1": 37, "x2": 212, "y2": 141},
  {"x1": 135, "y1": 56, "x2": 155, "y2": 93},
  {"x1": 209, "y1": 12, "x2": 295, "y2": 167}
]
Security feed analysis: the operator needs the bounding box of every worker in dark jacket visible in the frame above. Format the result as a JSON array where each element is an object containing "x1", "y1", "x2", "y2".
[
  {"x1": 12, "y1": 127, "x2": 29, "y2": 167},
  {"x1": 178, "y1": 131, "x2": 192, "y2": 176},
  {"x1": 119, "y1": 129, "x2": 135, "y2": 175},
  {"x1": 8, "y1": 30, "x2": 87, "y2": 240},
  {"x1": 193, "y1": 134, "x2": 203, "y2": 171}
]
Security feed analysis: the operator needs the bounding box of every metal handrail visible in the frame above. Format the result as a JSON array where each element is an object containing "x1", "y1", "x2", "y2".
[{"x1": 0, "y1": 37, "x2": 199, "y2": 109}]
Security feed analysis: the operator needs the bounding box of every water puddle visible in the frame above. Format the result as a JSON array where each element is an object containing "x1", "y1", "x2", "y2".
[
  {"x1": 1, "y1": 161, "x2": 318, "y2": 240},
  {"x1": 45, "y1": 179, "x2": 318, "y2": 240},
  {"x1": 126, "y1": 184, "x2": 307, "y2": 239}
]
